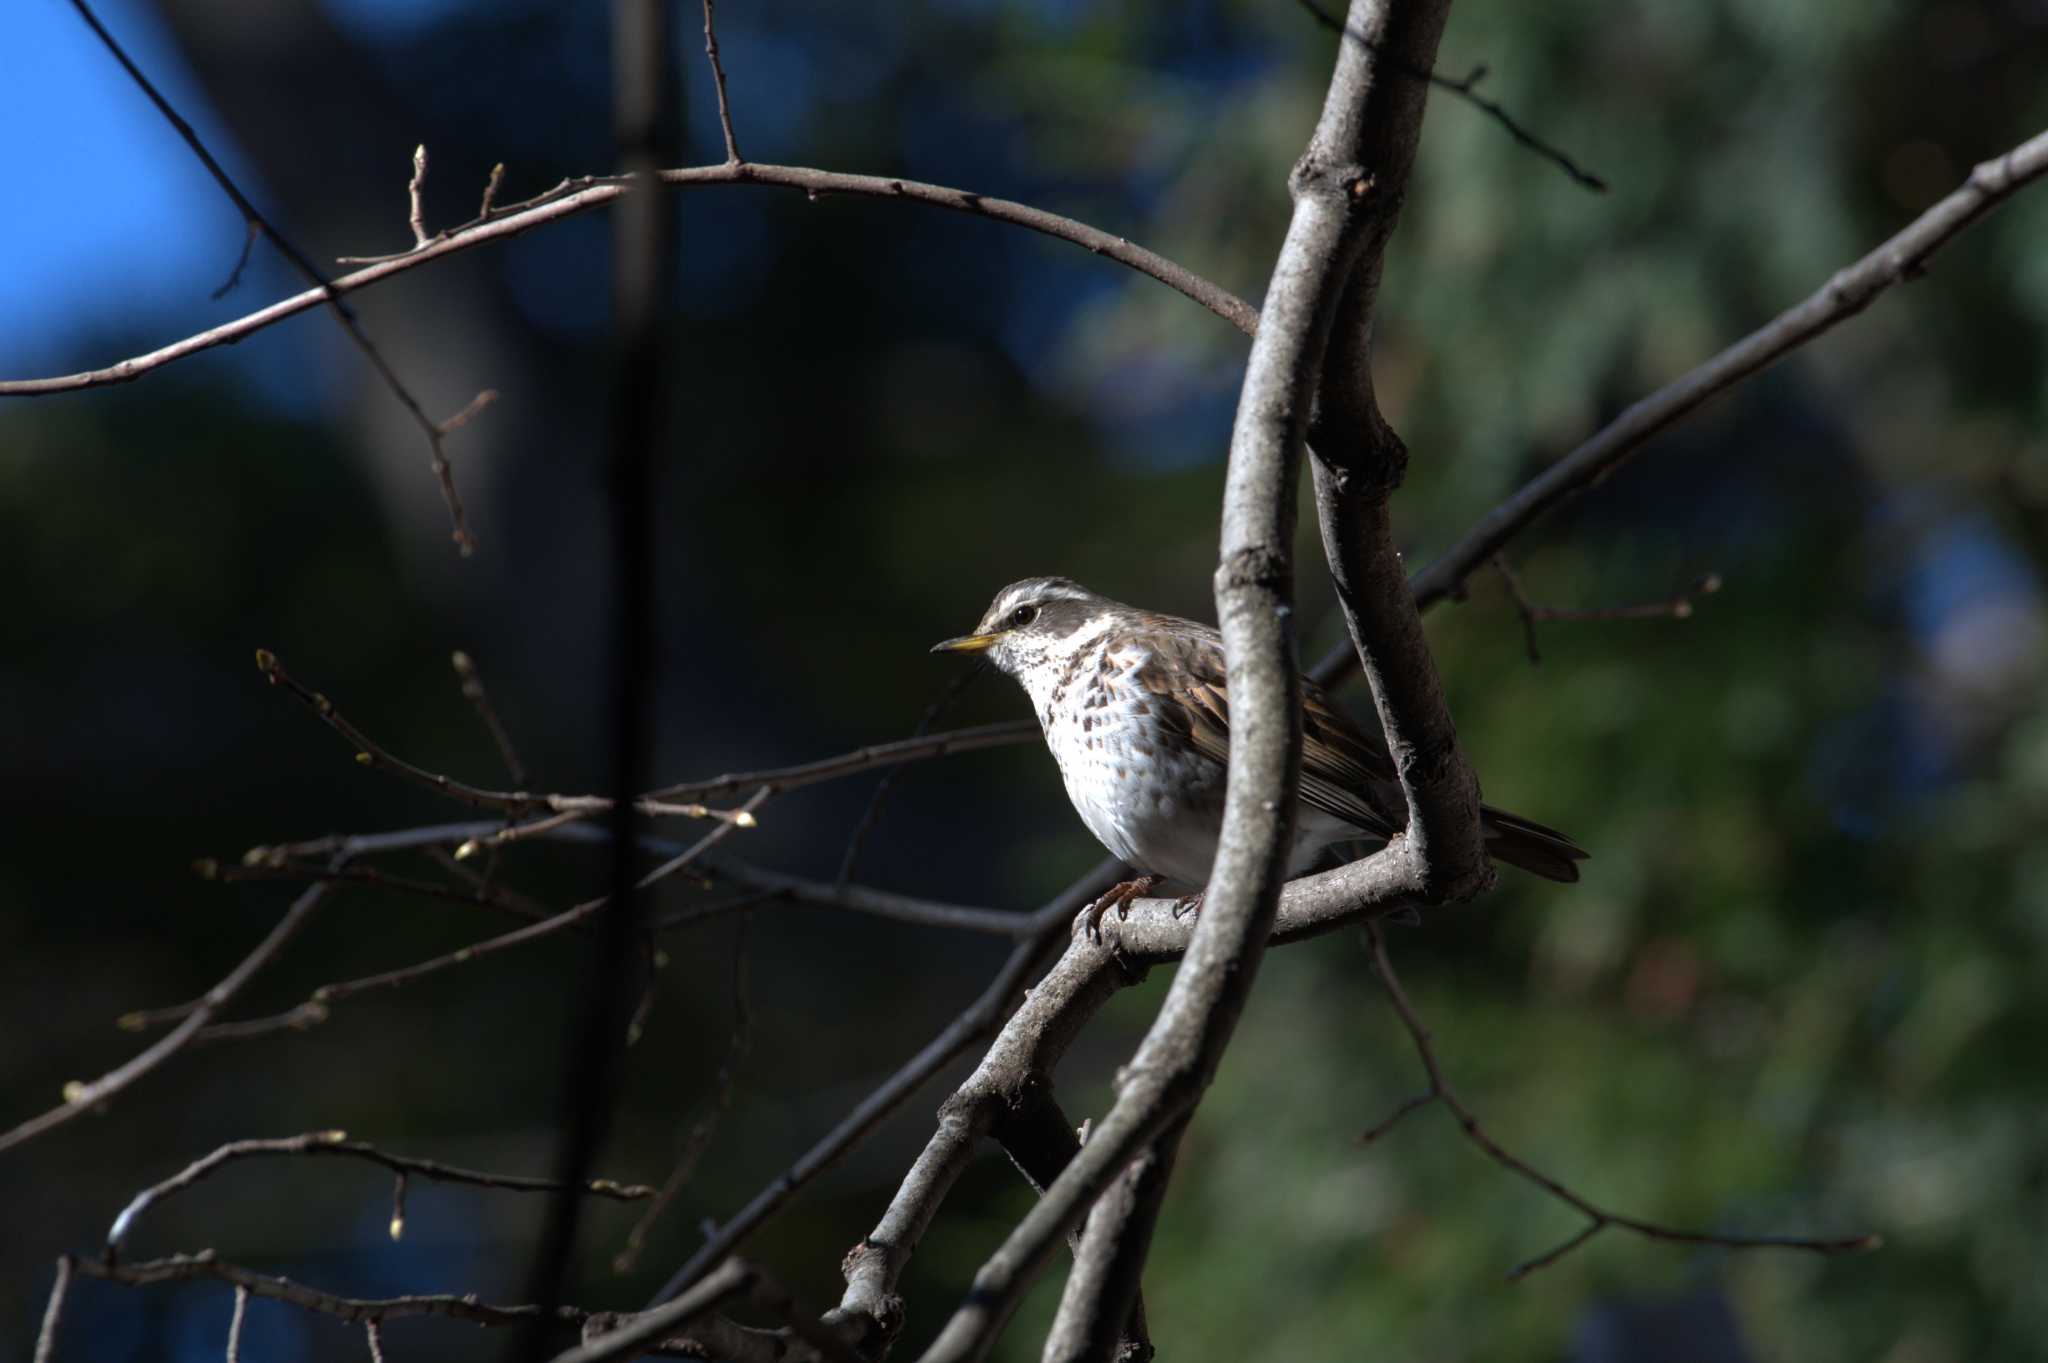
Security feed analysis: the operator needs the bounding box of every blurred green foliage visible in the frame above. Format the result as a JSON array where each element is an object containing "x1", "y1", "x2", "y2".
[{"x1": 2, "y1": 1, "x2": 2045, "y2": 1361}]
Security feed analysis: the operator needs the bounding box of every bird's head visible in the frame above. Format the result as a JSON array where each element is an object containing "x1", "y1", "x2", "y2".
[{"x1": 930, "y1": 576, "x2": 1114, "y2": 678}]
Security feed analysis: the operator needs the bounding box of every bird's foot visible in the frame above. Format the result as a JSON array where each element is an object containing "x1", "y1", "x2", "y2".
[
  {"x1": 1170, "y1": 891, "x2": 1203, "y2": 921},
  {"x1": 1077, "y1": 874, "x2": 1163, "y2": 944}
]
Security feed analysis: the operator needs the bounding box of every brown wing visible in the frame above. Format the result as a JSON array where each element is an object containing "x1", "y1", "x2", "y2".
[{"x1": 1128, "y1": 615, "x2": 1400, "y2": 840}]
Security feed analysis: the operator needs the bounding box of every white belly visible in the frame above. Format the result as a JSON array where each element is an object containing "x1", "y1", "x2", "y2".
[{"x1": 1028, "y1": 640, "x2": 1353, "y2": 887}]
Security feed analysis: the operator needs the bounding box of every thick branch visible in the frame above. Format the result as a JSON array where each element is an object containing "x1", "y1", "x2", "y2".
[
  {"x1": 1039, "y1": 1116, "x2": 1187, "y2": 1363},
  {"x1": 1302, "y1": 0, "x2": 1485, "y2": 902}
]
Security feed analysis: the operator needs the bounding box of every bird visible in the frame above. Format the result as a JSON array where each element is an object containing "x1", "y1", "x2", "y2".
[{"x1": 931, "y1": 576, "x2": 1584, "y2": 928}]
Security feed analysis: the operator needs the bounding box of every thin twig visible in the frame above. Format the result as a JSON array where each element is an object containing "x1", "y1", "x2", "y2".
[
  {"x1": 256, "y1": 646, "x2": 1011, "y2": 829},
  {"x1": 450, "y1": 649, "x2": 529, "y2": 786},
  {"x1": 408, "y1": 144, "x2": 430, "y2": 247},
  {"x1": 0, "y1": 879, "x2": 333, "y2": 1155},
  {"x1": 1491, "y1": 558, "x2": 1721, "y2": 665},
  {"x1": 674, "y1": 859, "x2": 1033, "y2": 937},
  {"x1": 419, "y1": 843, "x2": 554, "y2": 919},
  {"x1": 1296, "y1": 0, "x2": 1605, "y2": 191},
  {"x1": 700, "y1": 0, "x2": 741, "y2": 165},
  {"x1": 638, "y1": 789, "x2": 771, "y2": 890},
  {"x1": 479, "y1": 162, "x2": 506, "y2": 219},
  {"x1": 32, "y1": 1257, "x2": 71, "y2": 1363},
  {"x1": 70, "y1": 1252, "x2": 597, "y2": 1331},
  {"x1": 1361, "y1": 923, "x2": 1880, "y2": 1280},
  {"x1": 59, "y1": 0, "x2": 484, "y2": 551},
  {"x1": 226, "y1": 1284, "x2": 249, "y2": 1363},
  {"x1": 211, "y1": 221, "x2": 259, "y2": 299},
  {"x1": 641, "y1": 718, "x2": 1037, "y2": 803},
  {"x1": 254, "y1": 648, "x2": 541, "y2": 813},
  {"x1": 106, "y1": 1130, "x2": 656, "y2": 1259},
  {"x1": 198, "y1": 797, "x2": 763, "y2": 1040},
  {"x1": 304, "y1": 897, "x2": 606, "y2": 1008},
  {"x1": 645, "y1": 868, "x2": 1111, "y2": 1310},
  {"x1": 615, "y1": 912, "x2": 754, "y2": 1273},
  {"x1": 837, "y1": 661, "x2": 988, "y2": 885},
  {"x1": 365, "y1": 1320, "x2": 387, "y2": 1363},
  {"x1": 192, "y1": 1003, "x2": 331, "y2": 1045},
  {"x1": 192, "y1": 857, "x2": 549, "y2": 924}
]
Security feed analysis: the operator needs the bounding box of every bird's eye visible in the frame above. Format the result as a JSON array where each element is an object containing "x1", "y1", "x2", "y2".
[{"x1": 1008, "y1": 605, "x2": 1037, "y2": 628}]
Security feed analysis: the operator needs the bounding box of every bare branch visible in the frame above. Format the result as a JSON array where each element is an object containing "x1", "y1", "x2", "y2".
[
  {"x1": 0, "y1": 879, "x2": 333, "y2": 1155},
  {"x1": 644, "y1": 866, "x2": 1119, "y2": 1321},
  {"x1": 408, "y1": 144, "x2": 430, "y2": 247},
  {"x1": 839, "y1": 661, "x2": 989, "y2": 885},
  {"x1": 71, "y1": 1251, "x2": 597, "y2": 1331},
  {"x1": 1492, "y1": 558, "x2": 1722, "y2": 665},
  {"x1": 192, "y1": 856, "x2": 551, "y2": 924},
  {"x1": 552, "y1": 1260, "x2": 780, "y2": 1363},
  {"x1": 1360, "y1": 923, "x2": 1880, "y2": 1279},
  {"x1": 676, "y1": 859, "x2": 1034, "y2": 937},
  {"x1": 478, "y1": 162, "x2": 506, "y2": 218},
  {"x1": 58, "y1": 0, "x2": 485, "y2": 552},
  {"x1": 1, "y1": 164, "x2": 1256, "y2": 399},
  {"x1": 1296, "y1": 0, "x2": 1606, "y2": 191},
  {"x1": 226, "y1": 1284, "x2": 250, "y2": 1363},
  {"x1": 1040, "y1": 1117, "x2": 1185, "y2": 1363},
  {"x1": 615, "y1": 913, "x2": 753, "y2": 1274},
  {"x1": 639, "y1": 788, "x2": 771, "y2": 890},
  {"x1": 1410, "y1": 126, "x2": 2048, "y2": 609},
  {"x1": 252, "y1": 647, "x2": 1025, "y2": 839},
  {"x1": 32, "y1": 1258, "x2": 70, "y2": 1363},
  {"x1": 298, "y1": 895, "x2": 605, "y2": 1010},
  {"x1": 700, "y1": 0, "x2": 742, "y2": 166},
  {"x1": 1305, "y1": 0, "x2": 1490, "y2": 906},
  {"x1": 830, "y1": 850, "x2": 1433, "y2": 1351},
  {"x1": 450, "y1": 649, "x2": 529, "y2": 786},
  {"x1": 211, "y1": 221, "x2": 259, "y2": 299},
  {"x1": 106, "y1": 1131, "x2": 656, "y2": 1261},
  {"x1": 643, "y1": 718, "x2": 1037, "y2": 804}
]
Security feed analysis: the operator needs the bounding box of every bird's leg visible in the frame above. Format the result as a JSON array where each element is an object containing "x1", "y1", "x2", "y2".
[{"x1": 1077, "y1": 874, "x2": 1163, "y2": 943}]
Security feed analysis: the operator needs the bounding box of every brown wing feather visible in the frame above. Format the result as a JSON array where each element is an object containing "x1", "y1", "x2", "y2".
[{"x1": 1129, "y1": 615, "x2": 1399, "y2": 840}]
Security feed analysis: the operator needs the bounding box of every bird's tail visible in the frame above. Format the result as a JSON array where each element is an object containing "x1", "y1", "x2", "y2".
[{"x1": 1480, "y1": 805, "x2": 1588, "y2": 883}]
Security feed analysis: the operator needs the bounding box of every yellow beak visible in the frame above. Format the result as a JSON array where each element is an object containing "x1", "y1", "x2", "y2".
[{"x1": 930, "y1": 632, "x2": 1001, "y2": 655}]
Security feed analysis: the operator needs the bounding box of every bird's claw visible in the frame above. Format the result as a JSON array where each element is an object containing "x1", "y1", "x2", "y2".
[{"x1": 1077, "y1": 874, "x2": 1163, "y2": 944}]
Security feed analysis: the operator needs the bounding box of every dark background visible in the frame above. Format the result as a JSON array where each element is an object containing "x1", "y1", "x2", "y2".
[{"x1": 4, "y1": 1, "x2": 2047, "y2": 1360}]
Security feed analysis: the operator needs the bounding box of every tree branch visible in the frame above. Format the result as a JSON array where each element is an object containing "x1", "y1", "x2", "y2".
[
  {"x1": 60, "y1": 0, "x2": 485, "y2": 551},
  {"x1": 1295, "y1": 0, "x2": 1605, "y2": 191},
  {"x1": 1407, "y1": 126, "x2": 2048, "y2": 611},
  {"x1": 1039, "y1": 1116, "x2": 1185, "y2": 1363},
  {"x1": 0, "y1": 879, "x2": 334, "y2": 1155},
  {"x1": 1301, "y1": 0, "x2": 1488, "y2": 904},
  {"x1": 1360, "y1": 924, "x2": 1880, "y2": 1279},
  {"x1": 104, "y1": 1131, "x2": 656, "y2": 1261},
  {"x1": 31, "y1": 1258, "x2": 70, "y2": 1363},
  {"x1": 0, "y1": 164, "x2": 1256, "y2": 400},
  {"x1": 1492, "y1": 559, "x2": 1721, "y2": 665},
  {"x1": 71, "y1": 1250, "x2": 598, "y2": 1331}
]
